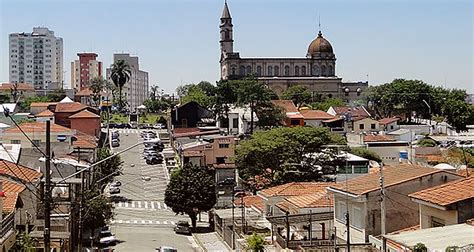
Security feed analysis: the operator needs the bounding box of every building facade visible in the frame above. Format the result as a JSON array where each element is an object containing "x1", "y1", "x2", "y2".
[
  {"x1": 106, "y1": 53, "x2": 149, "y2": 111},
  {"x1": 71, "y1": 53, "x2": 102, "y2": 91},
  {"x1": 218, "y1": 3, "x2": 367, "y2": 102},
  {"x1": 9, "y1": 27, "x2": 63, "y2": 91}
]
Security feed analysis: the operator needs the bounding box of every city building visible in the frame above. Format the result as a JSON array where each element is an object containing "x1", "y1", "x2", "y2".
[
  {"x1": 71, "y1": 53, "x2": 102, "y2": 91},
  {"x1": 218, "y1": 2, "x2": 368, "y2": 101},
  {"x1": 106, "y1": 53, "x2": 148, "y2": 111},
  {"x1": 9, "y1": 27, "x2": 63, "y2": 92},
  {"x1": 328, "y1": 164, "x2": 462, "y2": 244}
]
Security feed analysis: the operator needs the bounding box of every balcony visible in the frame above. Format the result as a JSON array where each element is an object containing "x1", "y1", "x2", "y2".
[{"x1": 1, "y1": 212, "x2": 15, "y2": 239}]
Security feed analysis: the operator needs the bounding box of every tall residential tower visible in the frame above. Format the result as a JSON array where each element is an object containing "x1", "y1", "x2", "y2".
[
  {"x1": 71, "y1": 53, "x2": 103, "y2": 91},
  {"x1": 9, "y1": 27, "x2": 63, "y2": 92}
]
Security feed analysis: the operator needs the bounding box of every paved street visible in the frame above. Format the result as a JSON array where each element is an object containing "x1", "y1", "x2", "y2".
[{"x1": 107, "y1": 129, "x2": 199, "y2": 251}]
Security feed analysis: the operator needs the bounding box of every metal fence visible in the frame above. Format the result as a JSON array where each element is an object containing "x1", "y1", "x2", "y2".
[{"x1": 1, "y1": 212, "x2": 15, "y2": 238}]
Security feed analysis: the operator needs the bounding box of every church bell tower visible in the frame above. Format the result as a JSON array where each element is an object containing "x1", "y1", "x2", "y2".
[{"x1": 220, "y1": 1, "x2": 233, "y2": 58}]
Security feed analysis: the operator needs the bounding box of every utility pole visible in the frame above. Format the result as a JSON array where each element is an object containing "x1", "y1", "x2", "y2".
[
  {"x1": 44, "y1": 120, "x2": 51, "y2": 252},
  {"x1": 380, "y1": 163, "x2": 386, "y2": 251},
  {"x1": 345, "y1": 212, "x2": 350, "y2": 252}
]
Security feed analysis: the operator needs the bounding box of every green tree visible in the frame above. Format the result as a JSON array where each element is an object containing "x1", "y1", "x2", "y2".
[
  {"x1": 236, "y1": 77, "x2": 275, "y2": 134},
  {"x1": 349, "y1": 147, "x2": 382, "y2": 162},
  {"x1": 110, "y1": 59, "x2": 131, "y2": 111},
  {"x1": 10, "y1": 82, "x2": 20, "y2": 103},
  {"x1": 281, "y1": 85, "x2": 312, "y2": 108},
  {"x1": 47, "y1": 88, "x2": 66, "y2": 101},
  {"x1": 19, "y1": 96, "x2": 51, "y2": 111},
  {"x1": 255, "y1": 103, "x2": 285, "y2": 129},
  {"x1": 247, "y1": 232, "x2": 265, "y2": 252},
  {"x1": 418, "y1": 138, "x2": 437, "y2": 147},
  {"x1": 181, "y1": 85, "x2": 214, "y2": 109},
  {"x1": 89, "y1": 77, "x2": 106, "y2": 108},
  {"x1": 14, "y1": 232, "x2": 35, "y2": 251},
  {"x1": 311, "y1": 97, "x2": 345, "y2": 111},
  {"x1": 214, "y1": 80, "x2": 238, "y2": 131},
  {"x1": 82, "y1": 189, "x2": 114, "y2": 238},
  {"x1": 164, "y1": 163, "x2": 216, "y2": 228},
  {"x1": 196, "y1": 81, "x2": 217, "y2": 97},
  {"x1": 235, "y1": 127, "x2": 345, "y2": 189},
  {"x1": 414, "y1": 243, "x2": 428, "y2": 252},
  {"x1": 93, "y1": 148, "x2": 123, "y2": 186}
]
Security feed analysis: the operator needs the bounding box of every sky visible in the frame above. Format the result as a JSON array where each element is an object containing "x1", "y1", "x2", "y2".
[{"x1": 0, "y1": 0, "x2": 472, "y2": 94}]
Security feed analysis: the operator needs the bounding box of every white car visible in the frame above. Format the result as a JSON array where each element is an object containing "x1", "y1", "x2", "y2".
[
  {"x1": 99, "y1": 230, "x2": 118, "y2": 245},
  {"x1": 155, "y1": 246, "x2": 177, "y2": 252}
]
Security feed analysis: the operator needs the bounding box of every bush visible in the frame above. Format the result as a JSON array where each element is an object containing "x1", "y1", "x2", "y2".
[
  {"x1": 349, "y1": 147, "x2": 382, "y2": 162},
  {"x1": 247, "y1": 232, "x2": 265, "y2": 252},
  {"x1": 414, "y1": 243, "x2": 427, "y2": 252},
  {"x1": 445, "y1": 246, "x2": 459, "y2": 252},
  {"x1": 418, "y1": 138, "x2": 437, "y2": 147}
]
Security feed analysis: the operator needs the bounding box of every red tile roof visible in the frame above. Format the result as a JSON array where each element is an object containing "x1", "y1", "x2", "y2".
[
  {"x1": 173, "y1": 127, "x2": 200, "y2": 134},
  {"x1": 379, "y1": 117, "x2": 400, "y2": 125},
  {"x1": 0, "y1": 160, "x2": 42, "y2": 183},
  {"x1": 0, "y1": 83, "x2": 34, "y2": 91},
  {"x1": 364, "y1": 135, "x2": 395, "y2": 142},
  {"x1": 332, "y1": 106, "x2": 370, "y2": 118},
  {"x1": 329, "y1": 164, "x2": 452, "y2": 196},
  {"x1": 278, "y1": 189, "x2": 334, "y2": 212},
  {"x1": 54, "y1": 102, "x2": 87, "y2": 113},
  {"x1": 35, "y1": 109, "x2": 54, "y2": 117},
  {"x1": 212, "y1": 163, "x2": 236, "y2": 169},
  {"x1": 260, "y1": 182, "x2": 335, "y2": 198},
  {"x1": 4, "y1": 122, "x2": 72, "y2": 134},
  {"x1": 1, "y1": 179, "x2": 26, "y2": 213},
  {"x1": 409, "y1": 176, "x2": 474, "y2": 207},
  {"x1": 300, "y1": 110, "x2": 335, "y2": 120},
  {"x1": 271, "y1": 100, "x2": 298, "y2": 113},
  {"x1": 233, "y1": 195, "x2": 264, "y2": 212},
  {"x1": 68, "y1": 110, "x2": 100, "y2": 119},
  {"x1": 30, "y1": 102, "x2": 57, "y2": 107},
  {"x1": 75, "y1": 87, "x2": 93, "y2": 96},
  {"x1": 73, "y1": 131, "x2": 98, "y2": 149}
]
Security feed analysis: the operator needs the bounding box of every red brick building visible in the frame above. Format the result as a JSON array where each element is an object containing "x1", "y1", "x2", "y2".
[{"x1": 69, "y1": 110, "x2": 101, "y2": 138}]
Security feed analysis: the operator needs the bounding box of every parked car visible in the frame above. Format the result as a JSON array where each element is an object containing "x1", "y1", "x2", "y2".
[
  {"x1": 111, "y1": 139, "x2": 120, "y2": 147},
  {"x1": 146, "y1": 155, "x2": 163, "y2": 165},
  {"x1": 109, "y1": 187, "x2": 120, "y2": 195},
  {"x1": 143, "y1": 149, "x2": 158, "y2": 155},
  {"x1": 154, "y1": 123, "x2": 165, "y2": 129},
  {"x1": 112, "y1": 131, "x2": 120, "y2": 139},
  {"x1": 99, "y1": 230, "x2": 118, "y2": 246},
  {"x1": 174, "y1": 221, "x2": 191, "y2": 235},
  {"x1": 155, "y1": 246, "x2": 177, "y2": 252}
]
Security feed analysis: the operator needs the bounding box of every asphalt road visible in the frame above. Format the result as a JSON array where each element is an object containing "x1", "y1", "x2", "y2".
[{"x1": 106, "y1": 129, "x2": 198, "y2": 252}]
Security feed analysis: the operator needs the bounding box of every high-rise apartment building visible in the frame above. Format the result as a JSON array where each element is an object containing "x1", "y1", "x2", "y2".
[
  {"x1": 106, "y1": 53, "x2": 148, "y2": 111},
  {"x1": 71, "y1": 53, "x2": 102, "y2": 90},
  {"x1": 9, "y1": 27, "x2": 63, "y2": 91}
]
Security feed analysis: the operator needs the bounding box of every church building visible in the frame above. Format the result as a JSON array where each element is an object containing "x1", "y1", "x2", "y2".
[{"x1": 219, "y1": 2, "x2": 368, "y2": 102}]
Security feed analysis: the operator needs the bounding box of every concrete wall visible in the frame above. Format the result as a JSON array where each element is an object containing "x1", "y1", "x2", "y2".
[
  {"x1": 419, "y1": 204, "x2": 458, "y2": 229},
  {"x1": 304, "y1": 119, "x2": 324, "y2": 127},
  {"x1": 352, "y1": 118, "x2": 379, "y2": 133},
  {"x1": 367, "y1": 145, "x2": 412, "y2": 164},
  {"x1": 2, "y1": 131, "x2": 74, "y2": 148}
]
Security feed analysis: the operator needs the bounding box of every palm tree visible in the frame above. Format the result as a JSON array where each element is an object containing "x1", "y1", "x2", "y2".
[{"x1": 110, "y1": 60, "x2": 131, "y2": 111}]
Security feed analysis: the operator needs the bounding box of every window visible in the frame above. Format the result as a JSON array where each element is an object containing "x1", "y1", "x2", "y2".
[
  {"x1": 352, "y1": 206, "x2": 363, "y2": 229},
  {"x1": 32, "y1": 139, "x2": 41, "y2": 147},
  {"x1": 321, "y1": 65, "x2": 327, "y2": 76},
  {"x1": 11, "y1": 140, "x2": 21, "y2": 144},
  {"x1": 267, "y1": 66, "x2": 273, "y2": 76},
  {"x1": 284, "y1": 66, "x2": 290, "y2": 76},
  {"x1": 231, "y1": 67, "x2": 236, "y2": 75},
  {"x1": 371, "y1": 124, "x2": 376, "y2": 129},
  {"x1": 246, "y1": 66, "x2": 251, "y2": 75},
  {"x1": 239, "y1": 66, "x2": 245, "y2": 75},
  {"x1": 232, "y1": 118, "x2": 238, "y2": 129},
  {"x1": 256, "y1": 66, "x2": 262, "y2": 76},
  {"x1": 336, "y1": 201, "x2": 346, "y2": 222},
  {"x1": 295, "y1": 66, "x2": 300, "y2": 76},
  {"x1": 329, "y1": 65, "x2": 333, "y2": 76},
  {"x1": 290, "y1": 119, "x2": 300, "y2": 126},
  {"x1": 359, "y1": 124, "x2": 364, "y2": 130},
  {"x1": 313, "y1": 65, "x2": 319, "y2": 76},
  {"x1": 274, "y1": 66, "x2": 279, "y2": 76},
  {"x1": 219, "y1": 143, "x2": 230, "y2": 149},
  {"x1": 216, "y1": 157, "x2": 226, "y2": 164}
]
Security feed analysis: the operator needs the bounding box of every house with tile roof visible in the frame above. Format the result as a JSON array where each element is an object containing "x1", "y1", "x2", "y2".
[
  {"x1": 69, "y1": 109, "x2": 101, "y2": 138},
  {"x1": 52, "y1": 101, "x2": 97, "y2": 128},
  {"x1": 29, "y1": 102, "x2": 58, "y2": 115},
  {"x1": 35, "y1": 109, "x2": 55, "y2": 123},
  {"x1": 0, "y1": 83, "x2": 35, "y2": 103},
  {"x1": 409, "y1": 176, "x2": 474, "y2": 229},
  {"x1": 299, "y1": 109, "x2": 334, "y2": 127},
  {"x1": 271, "y1": 100, "x2": 304, "y2": 127},
  {"x1": 378, "y1": 117, "x2": 400, "y2": 132},
  {"x1": 327, "y1": 164, "x2": 463, "y2": 244},
  {"x1": 0, "y1": 179, "x2": 17, "y2": 251}
]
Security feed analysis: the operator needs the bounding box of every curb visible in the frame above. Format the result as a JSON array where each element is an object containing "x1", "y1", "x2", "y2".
[{"x1": 192, "y1": 233, "x2": 206, "y2": 252}]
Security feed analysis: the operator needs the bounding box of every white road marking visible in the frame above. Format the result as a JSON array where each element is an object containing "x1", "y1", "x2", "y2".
[
  {"x1": 133, "y1": 220, "x2": 138, "y2": 224},
  {"x1": 148, "y1": 220, "x2": 153, "y2": 224},
  {"x1": 138, "y1": 201, "x2": 142, "y2": 208},
  {"x1": 119, "y1": 202, "x2": 123, "y2": 208},
  {"x1": 118, "y1": 220, "x2": 123, "y2": 224},
  {"x1": 163, "y1": 203, "x2": 168, "y2": 209},
  {"x1": 125, "y1": 220, "x2": 130, "y2": 224},
  {"x1": 164, "y1": 220, "x2": 168, "y2": 225},
  {"x1": 171, "y1": 221, "x2": 175, "y2": 225},
  {"x1": 157, "y1": 202, "x2": 161, "y2": 209},
  {"x1": 144, "y1": 201, "x2": 148, "y2": 209},
  {"x1": 124, "y1": 202, "x2": 128, "y2": 208},
  {"x1": 156, "y1": 220, "x2": 160, "y2": 224},
  {"x1": 151, "y1": 202, "x2": 155, "y2": 209},
  {"x1": 131, "y1": 201, "x2": 135, "y2": 208},
  {"x1": 141, "y1": 220, "x2": 145, "y2": 224}
]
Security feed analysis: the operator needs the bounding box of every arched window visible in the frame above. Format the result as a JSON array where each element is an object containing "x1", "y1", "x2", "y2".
[
  {"x1": 328, "y1": 65, "x2": 333, "y2": 76},
  {"x1": 284, "y1": 66, "x2": 290, "y2": 76},
  {"x1": 274, "y1": 66, "x2": 279, "y2": 76},
  {"x1": 239, "y1": 66, "x2": 245, "y2": 75},
  {"x1": 246, "y1": 66, "x2": 252, "y2": 75},
  {"x1": 301, "y1": 66, "x2": 306, "y2": 76},
  {"x1": 225, "y1": 31, "x2": 230, "y2": 40},
  {"x1": 231, "y1": 67, "x2": 236, "y2": 75},
  {"x1": 295, "y1": 66, "x2": 300, "y2": 76},
  {"x1": 321, "y1": 65, "x2": 326, "y2": 76},
  {"x1": 313, "y1": 65, "x2": 320, "y2": 76},
  {"x1": 268, "y1": 66, "x2": 273, "y2": 76},
  {"x1": 256, "y1": 66, "x2": 262, "y2": 76}
]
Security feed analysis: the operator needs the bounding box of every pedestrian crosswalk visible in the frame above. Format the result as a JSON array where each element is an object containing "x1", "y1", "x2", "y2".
[
  {"x1": 110, "y1": 219, "x2": 175, "y2": 226},
  {"x1": 112, "y1": 200, "x2": 170, "y2": 211}
]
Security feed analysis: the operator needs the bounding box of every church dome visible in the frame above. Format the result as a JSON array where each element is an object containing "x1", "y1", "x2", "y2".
[{"x1": 307, "y1": 31, "x2": 334, "y2": 57}]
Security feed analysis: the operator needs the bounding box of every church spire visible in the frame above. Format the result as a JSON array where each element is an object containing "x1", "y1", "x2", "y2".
[{"x1": 221, "y1": 0, "x2": 231, "y2": 19}]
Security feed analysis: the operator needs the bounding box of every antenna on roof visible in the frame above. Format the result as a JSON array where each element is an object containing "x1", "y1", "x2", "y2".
[{"x1": 318, "y1": 15, "x2": 321, "y2": 31}]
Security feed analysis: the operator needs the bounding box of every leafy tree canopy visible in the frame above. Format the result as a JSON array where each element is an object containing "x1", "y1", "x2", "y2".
[
  {"x1": 247, "y1": 232, "x2": 265, "y2": 252},
  {"x1": 82, "y1": 189, "x2": 114, "y2": 233},
  {"x1": 311, "y1": 97, "x2": 345, "y2": 111},
  {"x1": 417, "y1": 138, "x2": 437, "y2": 147},
  {"x1": 349, "y1": 147, "x2": 382, "y2": 162},
  {"x1": 235, "y1": 126, "x2": 346, "y2": 190},
  {"x1": 164, "y1": 163, "x2": 216, "y2": 228},
  {"x1": 281, "y1": 85, "x2": 312, "y2": 108},
  {"x1": 93, "y1": 148, "x2": 123, "y2": 186}
]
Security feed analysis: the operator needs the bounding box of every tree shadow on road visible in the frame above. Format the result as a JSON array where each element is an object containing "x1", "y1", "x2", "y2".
[{"x1": 109, "y1": 195, "x2": 133, "y2": 203}]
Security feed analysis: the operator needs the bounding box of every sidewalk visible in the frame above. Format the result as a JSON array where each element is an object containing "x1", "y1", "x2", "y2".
[{"x1": 193, "y1": 232, "x2": 231, "y2": 252}]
